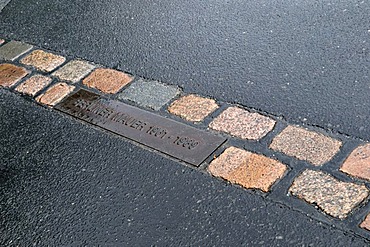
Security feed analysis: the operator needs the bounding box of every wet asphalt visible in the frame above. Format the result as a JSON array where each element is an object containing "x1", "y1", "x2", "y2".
[
  {"x1": 1, "y1": 0, "x2": 370, "y2": 245},
  {"x1": 0, "y1": 0, "x2": 10, "y2": 11},
  {"x1": 1, "y1": 0, "x2": 370, "y2": 140},
  {"x1": 0, "y1": 89, "x2": 369, "y2": 246}
]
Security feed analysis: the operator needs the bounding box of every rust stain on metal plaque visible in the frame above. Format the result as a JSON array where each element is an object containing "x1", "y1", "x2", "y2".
[{"x1": 55, "y1": 89, "x2": 226, "y2": 166}]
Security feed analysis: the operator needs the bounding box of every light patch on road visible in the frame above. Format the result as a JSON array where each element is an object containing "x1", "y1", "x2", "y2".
[{"x1": 0, "y1": 0, "x2": 11, "y2": 12}]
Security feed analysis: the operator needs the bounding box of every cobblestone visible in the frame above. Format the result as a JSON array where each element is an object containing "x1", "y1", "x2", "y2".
[
  {"x1": 208, "y1": 147, "x2": 287, "y2": 192},
  {"x1": 52, "y1": 60, "x2": 95, "y2": 83},
  {"x1": 209, "y1": 106, "x2": 275, "y2": 140},
  {"x1": 360, "y1": 214, "x2": 370, "y2": 231},
  {"x1": 15, "y1": 74, "x2": 52, "y2": 96},
  {"x1": 168, "y1": 94, "x2": 218, "y2": 122},
  {"x1": 0, "y1": 40, "x2": 33, "y2": 61},
  {"x1": 21, "y1": 50, "x2": 66, "y2": 72},
  {"x1": 119, "y1": 78, "x2": 180, "y2": 110},
  {"x1": 36, "y1": 82, "x2": 75, "y2": 106},
  {"x1": 82, "y1": 68, "x2": 133, "y2": 94},
  {"x1": 340, "y1": 144, "x2": 370, "y2": 182},
  {"x1": 289, "y1": 170, "x2": 368, "y2": 218},
  {"x1": 0, "y1": 63, "x2": 29, "y2": 87},
  {"x1": 270, "y1": 126, "x2": 342, "y2": 166}
]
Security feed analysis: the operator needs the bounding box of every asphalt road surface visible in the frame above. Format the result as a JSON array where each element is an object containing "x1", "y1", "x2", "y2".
[
  {"x1": 1, "y1": 1, "x2": 370, "y2": 245},
  {"x1": 1, "y1": 0, "x2": 370, "y2": 141},
  {"x1": 0, "y1": 89, "x2": 368, "y2": 246}
]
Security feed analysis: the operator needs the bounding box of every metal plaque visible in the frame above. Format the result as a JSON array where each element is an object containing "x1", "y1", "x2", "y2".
[{"x1": 55, "y1": 89, "x2": 226, "y2": 166}]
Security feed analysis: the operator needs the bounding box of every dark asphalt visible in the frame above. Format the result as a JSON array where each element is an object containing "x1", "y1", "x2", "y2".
[
  {"x1": 0, "y1": 89, "x2": 368, "y2": 246},
  {"x1": 1, "y1": 0, "x2": 370, "y2": 140}
]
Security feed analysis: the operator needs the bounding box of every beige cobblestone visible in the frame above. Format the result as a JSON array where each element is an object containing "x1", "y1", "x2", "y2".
[
  {"x1": 290, "y1": 170, "x2": 368, "y2": 219},
  {"x1": 52, "y1": 60, "x2": 95, "y2": 83},
  {"x1": 15, "y1": 74, "x2": 52, "y2": 96},
  {"x1": 209, "y1": 107, "x2": 276, "y2": 140},
  {"x1": 21, "y1": 50, "x2": 66, "y2": 72},
  {"x1": 168, "y1": 94, "x2": 218, "y2": 122},
  {"x1": 270, "y1": 126, "x2": 342, "y2": 166}
]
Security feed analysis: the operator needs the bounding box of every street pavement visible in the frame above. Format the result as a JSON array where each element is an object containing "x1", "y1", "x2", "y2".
[
  {"x1": 1, "y1": 0, "x2": 370, "y2": 246},
  {"x1": 1, "y1": 0, "x2": 370, "y2": 140},
  {"x1": 0, "y1": 89, "x2": 368, "y2": 246}
]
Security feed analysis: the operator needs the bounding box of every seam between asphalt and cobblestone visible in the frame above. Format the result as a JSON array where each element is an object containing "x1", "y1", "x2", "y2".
[{"x1": 1, "y1": 38, "x2": 370, "y2": 241}]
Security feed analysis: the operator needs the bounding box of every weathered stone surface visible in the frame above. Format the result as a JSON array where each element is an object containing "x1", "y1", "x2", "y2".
[
  {"x1": 36, "y1": 82, "x2": 75, "y2": 106},
  {"x1": 119, "y1": 78, "x2": 180, "y2": 110},
  {"x1": 270, "y1": 126, "x2": 342, "y2": 166},
  {"x1": 168, "y1": 94, "x2": 218, "y2": 122},
  {"x1": 289, "y1": 170, "x2": 368, "y2": 219},
  {"x1": 15, "y1": 74, "x2": 52, "y2": 96},
  {"x1": 20, "y1": 50, "x2": 66, "y2": 72},
  {"x1": 0, "y1": 41, "x2": 33, "y2": 61},
  {"x1": 208, "y1": 147, "x2": 287, "y2": 192},
  {"x1": 209, "y1": 106, "x2": 275, "y2": 140},
  {"x1": 340, "y1": 143, "x2": 370, "y2": 181},
  {"x1": 52, "y1": 60, "x2": 95, "y2": 83},
  {"x1": 82, "y1": 68, "x2": 133, "y2": 94},
  {"x1": 0, "y1": 63, "x2": 29, "y2": 87}
]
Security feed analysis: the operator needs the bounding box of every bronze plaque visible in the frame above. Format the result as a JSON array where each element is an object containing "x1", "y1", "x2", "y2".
[{"x1": 55, "y1": 89, "x2": 226, "y2": 166}]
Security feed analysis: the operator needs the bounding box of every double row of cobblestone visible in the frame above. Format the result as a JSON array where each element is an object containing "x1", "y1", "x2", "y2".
[{"x1": 2, "y1": 39, "x2": 370, "y2": 231}]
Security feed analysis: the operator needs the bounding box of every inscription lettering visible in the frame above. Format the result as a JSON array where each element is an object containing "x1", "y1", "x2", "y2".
[
  {"x1": 56, "y1": 90, "x2": 226, "y2": 166},
  {"x1": 74, "y1": 98, "x2": 202, "y2": 150},
  {"x1": 147, "y1": 126, "x2": 167, "y2": 139}
]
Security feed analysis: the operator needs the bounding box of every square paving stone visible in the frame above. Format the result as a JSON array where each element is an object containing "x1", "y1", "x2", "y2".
[
  {"x1": 340, "y1": 143, "x2": 370, "y2": 181},
  {"x1": 20, "y1": 50, "x2": 66, "y2": 72},
  {"x1": 15, "y1": 74, "x2": 52, "y2": 96},
  {"x1": 209, "y1": 106, "x2": 275, "y2": 140},
  {"x1": 52, "y1": 60, "x2": 95, "y2": 83},
  {"x1": 0, "y1": 40, "x2": 33, "y2": 61},
  {"x1": 82, "y1": 68, "x2": 133, "y2": 94},
  {"x1": 270, "y1": 126, "x2": 342, "y2": 166},
  {"x1": 208, "y1": 147, "x2": 287, "y2": 192},
  {"x1": 0, "y1": 63, "x2": 29, "y2": 87},
  {"x1": 289, "y1": 170, "x2": 368, "y2": 219},
  {"x1": 168, "y1": 94, "x2": 218, "y2": 122},
  {"x1": 118, "y1": 78, "x2": 180, "y2": 110},
  {"x1": 36, "y1": 82, "x2": 75, "y2": 106}
]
